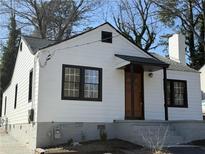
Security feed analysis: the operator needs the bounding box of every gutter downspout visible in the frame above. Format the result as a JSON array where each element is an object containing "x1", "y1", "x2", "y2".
[
  {"x1": 163, "y1": 67, "x2": 168, "y2": 121},
  {"x1": 130, "y1": 64, "x2": 135, "y2": 117}
]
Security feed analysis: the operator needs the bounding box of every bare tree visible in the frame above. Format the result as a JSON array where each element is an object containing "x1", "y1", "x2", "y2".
[
  {"x1": 1, "y1": 0, "x2": 101, "y2": 41},
  {"x1": 113, "y1": 0, "x2": 157, "y2": 51},
  {"x1": 46, "y1": 0, "x2": 101, "y2": 41},
  {"x1": 153, "y1": 0, "x2": 205, "y2": 69}
]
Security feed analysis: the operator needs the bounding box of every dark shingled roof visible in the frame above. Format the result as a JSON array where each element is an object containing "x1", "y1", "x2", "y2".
[
  {"x1": 115, "y1": 54, "x2": 169, "y2": 67},
  {"x1": 22, "y1": 36, "x2": 56, "y2": 54},
  {"x1": 151, "y1": 53, "x2": 198, "y2": 73}
]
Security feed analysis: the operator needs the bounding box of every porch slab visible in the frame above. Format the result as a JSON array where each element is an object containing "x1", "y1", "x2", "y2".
[{"x1": 114, "y1": 120, "x2": 205, "y2": 148}]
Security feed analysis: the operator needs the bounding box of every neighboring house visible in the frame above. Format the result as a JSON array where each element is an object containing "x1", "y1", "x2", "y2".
[
  {"x1": 0, "y1": 23, "x2": 202, "y2": 149},
  {"x1": 202, "y1": 100, "x2": 205, "y2": 115},
  {"x1": 200, "y1": 65, "x2": 205, "y2": 100},
  {"x1": 200, "y1": 65, "x2": 205, "y2": 115}
]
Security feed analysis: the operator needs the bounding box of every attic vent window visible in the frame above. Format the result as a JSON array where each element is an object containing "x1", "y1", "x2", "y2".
[
  {"x1": 101, "y1": 31, "x2": 112, "y2": 43},
  {"x1": 20, "y1": 42, "x2": 22, "y2": 51}
]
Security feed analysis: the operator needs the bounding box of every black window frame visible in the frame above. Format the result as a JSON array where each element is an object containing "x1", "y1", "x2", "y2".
[
  {"x1": 20, "y1": 42, "x2": 22, "y2": 51},
  {"x1": 61, "y1": 64, "x2": 102, "y2": 101},
  {"x1": 101, "y1": 31, "x2": 112, "y2": 43},
  {"x1": 28, "y1": 69, "x2": 33, "y2": 102},
  {"x1": 14, "y1": 84, "x2": 18, "y2": 109},
  {"x1": 4, "y1": 96, "x2": 7, "y2": 115},
  {"x1": 167, "y1": 79, "x2": 188, "y2": 108}
]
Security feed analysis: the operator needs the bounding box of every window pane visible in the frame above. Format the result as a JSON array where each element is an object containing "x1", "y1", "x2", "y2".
[
  {"x1": 84, "y1": 69, "x2": 99, "y2": 99},
  {"x1": 85, "y1": 69, "x2": 99, "y2": 84},
  {"x1": 63, "y1": 67, "x2": 80, "y2": 98},
  {"x1": 84, "y1": 84, "x2": 99, "y2": 98},
  {"x1": 65, "y1": 68, "x2": 80, "y2": 82},
  {"x1": 173, "y1": 81, "x2": 185, "y2": 106}
]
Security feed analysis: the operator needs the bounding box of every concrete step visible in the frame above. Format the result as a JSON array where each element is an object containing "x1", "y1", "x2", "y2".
[
  {"x1": 165, "y1": 135, "x2": 184, "y2": 144},
  {"x1": 147, "y1": 128, "x2": 185, "y2": 146}
]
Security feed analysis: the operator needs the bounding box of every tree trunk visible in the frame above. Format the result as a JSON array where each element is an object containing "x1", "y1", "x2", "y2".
[{"x1": 188, "y1": 0, "x2": 196, "y2": 67}]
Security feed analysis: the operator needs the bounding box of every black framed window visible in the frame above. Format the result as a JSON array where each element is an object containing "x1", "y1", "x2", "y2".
[
  {"x1": 62, "y1": 65, "x2": 102, "y2": 101},
  {"x1": 28, "y1": 70, "x2": 33, "y2": 102},
  {"x1": 101, "y1": 31, "x2": 112, "y2": 43},
  {"x1": 167, "y1": 79, "x2": 188, "y2": 107},
  {"x1": 4, "y1": 96, "x2": 7, "y2": 115},
  {"x1": 20, "y1": 42, "x2": 22, "y2": 51},
  {"x1": 14, "y1": 84, "x2": 18, "y2": 109}
]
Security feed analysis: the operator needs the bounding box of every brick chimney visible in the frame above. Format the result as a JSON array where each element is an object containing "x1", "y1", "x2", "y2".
[{"x1": 168, "y1": 33, "x2": 186, "y2": 64}]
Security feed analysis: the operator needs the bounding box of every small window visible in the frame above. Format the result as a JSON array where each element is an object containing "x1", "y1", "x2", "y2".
[
  {"x1": 167, "y1": 80, "x2": 188, "y2": 107},
  {"x1": 62, "y1": 65, "x2": 102, "y2": 101},
  {"x1": 20, "y1": 42, "x2": 22, "y2": 51},
  {"x1": 28, "y1": 70, "x2": 33, "y2": 102},
  {"x1": 4, "y1": 96, "x2": 7, "y2": 115},
  {"x1": 14, "y1": 84, "x2": 18, "y2": 109},
  {"x1": 101, "y1": 31, "x2": 112, "y2": 43}
]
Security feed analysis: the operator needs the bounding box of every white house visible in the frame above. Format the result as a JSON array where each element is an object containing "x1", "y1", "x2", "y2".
[
  {"x1": 1, "y1": 23, "x2": 202, "y2": 149},
  {"x1": 200, "y1": 65, "x2": 205, "y2": 100}
]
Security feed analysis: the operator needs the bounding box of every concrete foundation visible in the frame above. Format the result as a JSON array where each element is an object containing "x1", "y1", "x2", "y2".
[
  {"x1": 36, "y1": 122, "x2": 115, "y2": 148},
  {"x1": 3, "y1": 120, "x2": 205, "y2": 149}
]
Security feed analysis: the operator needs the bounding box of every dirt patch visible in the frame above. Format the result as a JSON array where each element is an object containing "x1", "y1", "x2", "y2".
[
  {"x1": 187, "y1": 139, "x2": 205, "y2": 146},
  {"x1": 44, "y1": 139, "x2": 154, "y2": 154}
]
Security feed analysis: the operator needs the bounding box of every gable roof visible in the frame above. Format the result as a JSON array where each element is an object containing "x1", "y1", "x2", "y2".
[
  {"x1": 151, "y1": 53, "x2": 198, "y2": 73},
  {"x1": 22, "y1": 23, "x2": 111, "y2": 54},
  {"x1": 21, "y1": 23, "x2": 198, "y2": 73},
  {"x1": 22, "y1": 22, "x2": 157, "y2": 59},
  {"x1": 22, "y1": 36, "x2": 56, "y2": 54}
]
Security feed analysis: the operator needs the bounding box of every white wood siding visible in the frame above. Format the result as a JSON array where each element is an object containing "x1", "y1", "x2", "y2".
[
  {"x1": 144, "y1": 70, "x2": 165, "y2": 120},
  {"x1": 1, "y1": 39, "x2": 38, "y2": 124},
  {"x1": 37, "y1": 24, "x2": 137, "y2": 122},
  {"x1": 144, "y1": 70, "x2": 202, "y2": 120},
  {"x1": 36, "y1": 24, "x2": 202, "y2": 122},
  {"x1": 167, "y1": 70, "x2": 202, "y2": 120},
  {"x1": 37, "y1": 24, "x2": 153, "y2": 122}
]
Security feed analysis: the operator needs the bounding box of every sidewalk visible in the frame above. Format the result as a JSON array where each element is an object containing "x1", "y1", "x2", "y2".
[{"x1": 0, "y1": 128, "x2": 34, "y2": 154}]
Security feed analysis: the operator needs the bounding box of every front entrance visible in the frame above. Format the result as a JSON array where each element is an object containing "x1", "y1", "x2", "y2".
[{"x1": 125, "y1": 64, "x2": 144, "y2": 119}]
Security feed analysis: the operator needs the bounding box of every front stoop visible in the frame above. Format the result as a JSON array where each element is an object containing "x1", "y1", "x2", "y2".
[
  {"x1": 114, "y1": 120, "x2": 188, "y2": 147},
  {"x1": 164, "y1": 128, "x2": 185, "y2": 146}
]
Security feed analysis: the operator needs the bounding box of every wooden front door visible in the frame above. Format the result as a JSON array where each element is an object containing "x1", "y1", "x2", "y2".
[{"x1": 125, "y1": 64, "x2": 144, "y2": 119}]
